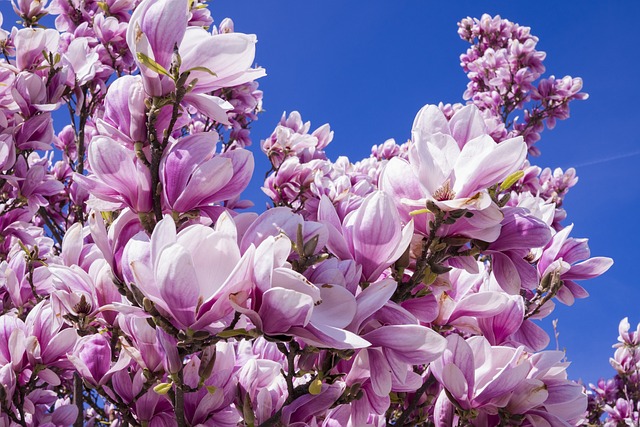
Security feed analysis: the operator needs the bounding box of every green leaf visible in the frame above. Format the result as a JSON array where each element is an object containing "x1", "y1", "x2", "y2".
[
  {"x1": 217, "y1": 328, "x2": 248, "y2": 338},
  {"x1": 309, "y1": 378, "x2": 323, "y2": 395},
  {"x1": 185, "y1": 66, "x2": 217, "y2": 77},
  {"x1": 136, "y1": 52, "x2": 171, "y2": 77},
  {"x1": 153, "y1": 382, "x2": 172, "y2": 395},
  {"x1": 500, "y1": 170, "x2": 525, "y2": 191}
]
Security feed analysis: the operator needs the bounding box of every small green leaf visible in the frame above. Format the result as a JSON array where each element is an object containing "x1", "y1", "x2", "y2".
[
  {"x1": 186, "y1": 66, "x2": 217, "y2": 77},
  {"x1": 309, "y1": 378, "x2": 323, "y2": 395},
  {"x1": 136, "y1": 52, "x2": 171, "y2": 77},
  {"x1": 500, "y1": 170, "x2": 525, "y2": 191},
  {"x1": 153, "y1": 382, "x2": 172, "y2": 395}
]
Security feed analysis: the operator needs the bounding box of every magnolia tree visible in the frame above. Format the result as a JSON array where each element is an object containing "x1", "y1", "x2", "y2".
[{"x1": 0, "y1": 1, "x2": 635, "y2": 426}]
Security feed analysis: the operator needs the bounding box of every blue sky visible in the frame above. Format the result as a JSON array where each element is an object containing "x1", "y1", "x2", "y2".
[{"x1": 2, "y1": 0, "x2": 638, "y2": 386}]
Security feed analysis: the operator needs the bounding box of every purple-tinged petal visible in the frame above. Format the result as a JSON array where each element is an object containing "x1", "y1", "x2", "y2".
[
  {"x1": 478, "y1": 296, "x2": 524, "y2": 345},
  {"x1": 348, "y1": 192, "x2": 403, "y2": 281},
  {"x1": 368, "y1": 349, "x2": 392, "y2": 397},
  {"x1": 448, "y1": 291, "x2": 509, "y2": 323},
  {"x1": 379, "y1": 157, "x2": 425, "y2": 224},
  {"x1": 562, "y1": 257, "x2": 613, "y2": 281},
  {"x1": 363, "y1": 325, "x2": 446, "y2": 364},
  {"x1": 156, "y1": 244, "x2": 199, "y2": 328},
  {"x1": 150, "y1": 216, "x2": 176, "y2": 272},
  {"x1": 441, "y1": 363, "x2": 469, "y2": 402},
  {"x1": 240, "y1": 207, "x2": 302, "y2": 253},
  {"x1": 491, "y1": 252, "x2": 522, "y2": 295},
  {"x1": 489, "y1": 207, "x2": 551, "y2": 252},
  {"x1": 51, "y1": 404, "x2": 79, "y2": 426},
  {"x1": 411, "y1": 104, "x2": 451, "y2": 142},
  {"x1": 289, "y1": 323, "x2": 370, "y2": 349},
  {"x1": 448, "y1": 104, "x2": 488, "y2": 148},
  {"x1": 507, "y1": 379, "x2": 549, "y2": 414},
  {"x1": 347, "y1": 278, "x2": 396, "y2": 332},
  {"x1": 161, "y1": 133, "x2": 217, "y2": 204},
  {"x1": 409, "y1": 132, "x2": 460, "y2": 196},
  {"x1": 41, "y1": 328, "x2": 77, "y2": 365},
  {"x1": 434, "y1": 389, "x2": 455, "y2": 427},
  {"x1": 432, "y1": 334, "x2": 475, "y2": 400},
  {"x1": 61, "y1": 222, "x2": 83, "y2": 267},
  {"x1": 318, "y1": 197, "x2": 353, "y2": 261},
  {"x1": 401, "y1": 294, "x2": 439, "y2": 324},
  {"x1": 259, "y1": 287, "x2": 313, "y2": 334},
  {"x1": 310, "y1": 284, "x2": 356, "y2": 329},
  {"x1": 183, "y1": 93, "x2": 232, "y2": 125},
  {"x1": 474, "y1": 351, "x2": 530, "y2": 405},
  {"x1": 211, "y1": 148, "x2": 254, "y2": 202},
  {"x1": 538, "y1": 225, "x2": 573, "y2": 275},
  {"x1": 137, "y1": 0, "x2": 188, "y2": 69},
  {"x1": 180, "y1": 30, "x2": 264, "y2": 92},
  {"x1": 453, "y1": 135, "x2": 526, "y2": 197},
  {"x1": 173, "y1": 156, "x2": 233, "y2": 211}
]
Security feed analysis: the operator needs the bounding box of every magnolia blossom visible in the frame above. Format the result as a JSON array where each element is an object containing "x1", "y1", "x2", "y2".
[
  {"x1": 75, "y1": 135, "x2": 152, "y2": 213},
  {"x1": 381, "y1": 104, "x2": 527, "y2": 242},
  {"x1": 126, "y1": 0, "x2": 265, "y2": 96},
  {"x1": 160, "y1": 132, "x2": 254, "y2": 214},
  {"x1": 318, "y1": 192, "x2": 413, "y2": 283},
  {"x1": 122, "y1": 213, "x2": 255, "y2": 332}
]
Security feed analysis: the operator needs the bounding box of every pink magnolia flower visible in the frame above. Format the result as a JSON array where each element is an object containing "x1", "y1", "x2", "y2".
[
  {"x1": 234, "y1": 234, "x2": 366, "y2": 349},
  {"x1": 537, "y1": 224, "x2": 613, "y2": 305},
  {"x1": 97, "y1": 75, "x2": 147, "y2": 147},
  {"x1": 381, "y1": 104, "x2": 526, "y2": 242},
  {"x1": 61, "y1": 37, "x2": 100, "y2": 86},
  {"x1": 431, "y1": 335, "x2": 530, "y2": 418},
  {"x1": 126, "y1": 0, "x2": 265, "y2": 96},
  {"x1": 67, "y1": 333, "x2": 131, "y2": 387},
  {"x1": 318, "y1": 192, "x2": 413, "y2": 283},
  {"x1": 13, "y1": 27, "x2": 59, "y2": 71},
  {"x1": 123, "y1": 213, "x2": 255, "y2": 332},
  {"x1": 75, "y1": 135, "x2": 153, "y2": 213},
  {"x1": 12, "y1": 0, "x2": 49, "y2": 23},
  {"x1": 486, "y1": 207, "x2": 551, "y2": 294},
  {"x1": 237, "y1": 357, "x2": 288, "y2": 425},
  {"x1": 161, "y1": 132, "x2": 254, "y2": 214},
  {"x1": 182, "y1": 343, "x2": 240, "y2": 426}
]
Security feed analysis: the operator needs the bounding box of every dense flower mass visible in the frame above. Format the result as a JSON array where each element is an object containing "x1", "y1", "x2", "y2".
[{"x1": 0, "y1": 2, "x2": 620, "y2": 426}]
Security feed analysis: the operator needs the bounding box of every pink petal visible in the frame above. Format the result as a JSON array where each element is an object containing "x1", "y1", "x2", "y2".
[
  {"x1": 156, "y1": 243, "x2": 199, "y2": 328},
  {"x1": 363, "y1": 325, "x2": 446, "y2": 364},
  {"x1": 448, "y1": 104, "x2": 488, "y2": 148},
  {"x1": 310, "y1": 284, "x2": 356, "y2": 329},
  {"x1": 259, "y1": 287, "x2": 313, "y2": 334}
]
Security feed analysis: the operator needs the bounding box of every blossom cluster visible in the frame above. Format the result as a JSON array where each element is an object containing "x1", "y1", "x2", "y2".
[
  {"x1": 586, "y1": 318, "x2": 640, "y2": 426},
  {"x1": 458, "y1": 14, "x2": 588, "y2": 155},
  {"x1": 0, "y1": 2, "x2": 617, "y2": 427}
]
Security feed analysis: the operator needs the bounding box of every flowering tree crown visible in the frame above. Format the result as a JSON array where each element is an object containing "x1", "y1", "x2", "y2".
[{"x1": 0, "y1": 3, "x2": 621, "y2": 427}]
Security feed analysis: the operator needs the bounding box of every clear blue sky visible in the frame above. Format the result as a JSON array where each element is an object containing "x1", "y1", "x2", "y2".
[{"x1": 2, "y1": 0, "x2": 638, "y2": 386}]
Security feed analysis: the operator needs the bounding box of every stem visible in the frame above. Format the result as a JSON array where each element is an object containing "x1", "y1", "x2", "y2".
[
  {"x1": 38, "y1": 207, "x2": 64, "y2": 246},
  {"x1": 388, "y1": 374, "x2": 436, "y2": 427},
  {"x1": 277, "y1": 342, "x2": 297, "y2": 404},
  {"x1": 174, "y1": 370, "x2": 186, "y2": 427},
  {"x1": 149, "y1": 142, "x2": 163, "y2": 222},
  {"x1": 73, "y1": 373, "x2": 84, "y2": 427},
  {"x1": 146, "y1": 83, "x2": 187, "y2": 224}
]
